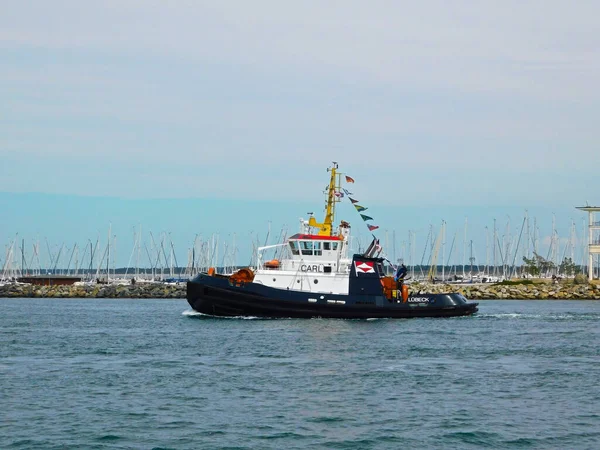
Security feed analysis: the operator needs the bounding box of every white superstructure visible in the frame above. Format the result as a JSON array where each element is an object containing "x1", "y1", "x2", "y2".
[{"x1": 253, "y1": 219, "x2": 353, "y2": 294}]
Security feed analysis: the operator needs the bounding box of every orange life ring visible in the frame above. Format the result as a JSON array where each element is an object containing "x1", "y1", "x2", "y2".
[{"x1": 265, "y1": 259, "x2": 280, "y2": 269}]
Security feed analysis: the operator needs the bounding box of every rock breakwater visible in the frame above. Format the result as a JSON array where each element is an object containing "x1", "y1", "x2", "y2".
[
  {"x1": 409, "y1": 281, "x2": 600, "y2": 300},
  {"x1": 1, "y1": 281, "x2": 599, "y2": 300},
  {"x1": 0, "y1": 282, "x2": 186, "y2": 299}
]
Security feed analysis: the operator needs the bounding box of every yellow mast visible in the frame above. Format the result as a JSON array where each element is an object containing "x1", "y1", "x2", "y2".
[{"x1": 308, "y1": 163, "x2": 342, "y2": 236}]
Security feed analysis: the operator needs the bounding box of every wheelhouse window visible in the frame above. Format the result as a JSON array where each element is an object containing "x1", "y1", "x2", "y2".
[
  {"x1": 323, "y1": 242, "x2": 331, "y2": 251},
  {"x1": 333, "y1": 242, "x2": 340, "y2": 251},
  {"x1": 289, "y1": 241, "x2": 300, "y2": 255},
  {"x1": 300, "y1": 241, "x2": 313, "y2": 255},
  {"x1": 314, "y1": 242, "x2": 322, "y2": 256}
]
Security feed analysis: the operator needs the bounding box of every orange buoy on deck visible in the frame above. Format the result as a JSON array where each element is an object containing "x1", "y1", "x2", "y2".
[
  {"x1": 230, "y1": 268, "x2": 255, "y2": 284},
  {"x1": 265, "y1": 259, "x2": 280, "y2": 269},
  {"x1": 207, "y1": 267, "x2": 216, "y2": 276}
]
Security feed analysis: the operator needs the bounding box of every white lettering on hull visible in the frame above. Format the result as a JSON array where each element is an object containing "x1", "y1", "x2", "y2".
[
  {"x1": 408, "y1": 297, "x2": 431, "y2": 303},
  {"x1": 300, "y1": 264, "x2": 324, "y2": 272}
]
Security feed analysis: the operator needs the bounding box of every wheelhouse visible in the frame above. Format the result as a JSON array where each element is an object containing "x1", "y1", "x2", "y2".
[{"x1": 287, "y1": 234, "x2": 343, "y2": 259}]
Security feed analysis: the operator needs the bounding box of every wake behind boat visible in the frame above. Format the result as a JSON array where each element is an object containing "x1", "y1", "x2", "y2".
[{"x1": 187, "y1": 164, "x2": 478, "y2": 319}]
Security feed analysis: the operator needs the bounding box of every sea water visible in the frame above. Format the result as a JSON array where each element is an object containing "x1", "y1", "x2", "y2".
[{"x1": 1, "y1": 298, "x2": 599, "y2": 449}]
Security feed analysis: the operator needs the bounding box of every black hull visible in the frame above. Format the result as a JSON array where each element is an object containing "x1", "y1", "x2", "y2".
[{"x1": 187, "y1": 276, "x2": 478, "y2": 319}]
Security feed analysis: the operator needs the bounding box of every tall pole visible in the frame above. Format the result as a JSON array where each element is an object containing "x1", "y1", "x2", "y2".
[
  {"x1": 385, "y1": 230, "x2": 389, "y2": 262},
  {"x1": 409, "y1": 230, "x2": 415, "y2": 279},
  {"x1": 392, "y1": 230, "x2": 396, "y2": 266},
  {"x1": 524, "y1": 210, "x2": 531, "y2": 258},
  {"x1": 536, "y1": 218, "x2": 540, "y2": 258},
  {"x1": 89, "y1": 241, "x2": 93, "y2": 280},
  {"x1": 413, "y1": 231, "x2": 416, "y2": 279},
  {"x1": 107, "y1": 224, "x2": 111, "y2": 281},
  {"x1": 589, "y1": 211, "x2": 594, "y2": 280},
  {"x1": 401, "y1": 240, "x2": 406, "y2": 265},
  {"x1": 525, "y1": 210, "x2": 530, "y2": 259},
  {"x1": 136, "y1": 225, "x2": 142, "y2": 279},
  {"x1": 493, "y1": 219, "x2": 497, "y2": 277},
  {"x1": 407, "y1": 231, "x2": 411, "y2": 275},
  {"x1": 570, "y1": 220, "x2": 575, "y2": 263},
  {"x1": 485, "y1": 226, "x2": 489, "y2": 275},
  {"x1": 463, "y1": 217, "x2": 467, "y2": 277},
  {"x1": 552, "y1": 213, "x2": 557, "y2": 269},
  {"x1": 442, "y1": 220, "x2": 446, "y2": 282},
  {"x1": 21, "y1": 238, "x2": 25, "y2": 277},
  {"x1": 581, "y1": 217, "x2": 586, "y2": 274},
  {"x1": 469, "y1": 240, "x2": 474, "y2": 280}
]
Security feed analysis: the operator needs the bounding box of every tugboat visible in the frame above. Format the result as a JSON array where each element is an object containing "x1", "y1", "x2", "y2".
[{"x1": 187, "y1": 164, "x2": 478, "y2": 319}]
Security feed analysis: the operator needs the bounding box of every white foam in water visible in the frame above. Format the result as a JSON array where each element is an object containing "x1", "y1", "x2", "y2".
[
  {"x1": 479, "y1": 312, "x2": 600, "y2": 320},
  {"x1": 479, "y1": 313, "x2": 522, "y2": 318},
  {"x1": 182, "y1": 309, "x2": 204, "y2": 316},
  {"x1": 479, "y1": 313, "x2": 539, "y2": 319},
  {"x1": 181, "y1": 310, "x2": 263, "y2": 319}
]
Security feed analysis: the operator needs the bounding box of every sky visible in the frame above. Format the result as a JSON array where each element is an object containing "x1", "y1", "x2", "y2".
[{"x1": 1, "y1": 1, "x2": 599, "y2": 269}]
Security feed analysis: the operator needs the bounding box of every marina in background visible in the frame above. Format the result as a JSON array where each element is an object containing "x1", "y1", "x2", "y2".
[{"x1": 2, "y1": 206, "x2": 599, "y2": 286}]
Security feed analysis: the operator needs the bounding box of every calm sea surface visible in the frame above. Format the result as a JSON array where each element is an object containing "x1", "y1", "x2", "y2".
[{"x1": 1, "y1": 298, "x2": 599, "y2": 449}]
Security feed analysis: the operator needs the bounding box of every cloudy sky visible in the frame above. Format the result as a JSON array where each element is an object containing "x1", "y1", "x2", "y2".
[{"x1": 1, "y1": 1, "x2": 598, "y2": 266}]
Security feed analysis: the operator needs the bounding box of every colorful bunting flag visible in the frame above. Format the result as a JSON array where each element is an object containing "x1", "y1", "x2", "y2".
[
  {"x1": 334, "y1": 191, "x2": 344, "y2": 198},
  {"x1": 342, "y1": 178, "x2": 379, "y2": 234}
]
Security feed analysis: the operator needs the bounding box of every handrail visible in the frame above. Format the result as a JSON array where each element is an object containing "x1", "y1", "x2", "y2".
[
  {"x1": 257, "y1": 243, "x2": 288, "y2": 252},
  {"x1": 256, "y1": 243, "x2": 288, "y2": 269}
]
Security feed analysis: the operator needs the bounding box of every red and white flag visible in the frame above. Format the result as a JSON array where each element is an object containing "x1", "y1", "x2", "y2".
[{"x1": 354, "y1": 261, "x2": 375, "y2": 274}]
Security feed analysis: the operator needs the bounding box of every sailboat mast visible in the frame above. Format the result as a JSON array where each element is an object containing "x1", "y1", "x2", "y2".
[
  {"x1": 493, "y1": 219, "x2": 497, "y2": 277},
  {"x1": 441, "y1": 220, "x2": 446, "y2": 282},
  {"x1": 463, "y1": 217, "x2": 468, "y2": 278},
  {"x1": 107, "y1": 224, "x2": 111, "y2": 281},
  {"x1": 21, "y1": 238, "x2": 25, "y2": 277}
]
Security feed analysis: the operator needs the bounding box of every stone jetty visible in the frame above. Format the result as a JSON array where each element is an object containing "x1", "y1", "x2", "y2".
[
  {"x1": 409, "y1": 280, "x2": 600, "y2": 300},
  {"x1": 1, "y1": 280, "x2": 599, "y2": 300},
  {"x1": 0, "y1": 282, "x2": 186, "y2": 299}
]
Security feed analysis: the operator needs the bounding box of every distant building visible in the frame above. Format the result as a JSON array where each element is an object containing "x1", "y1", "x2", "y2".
[{"x1": 576, "y1": 206, "x2": 600, "y2": 280}]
